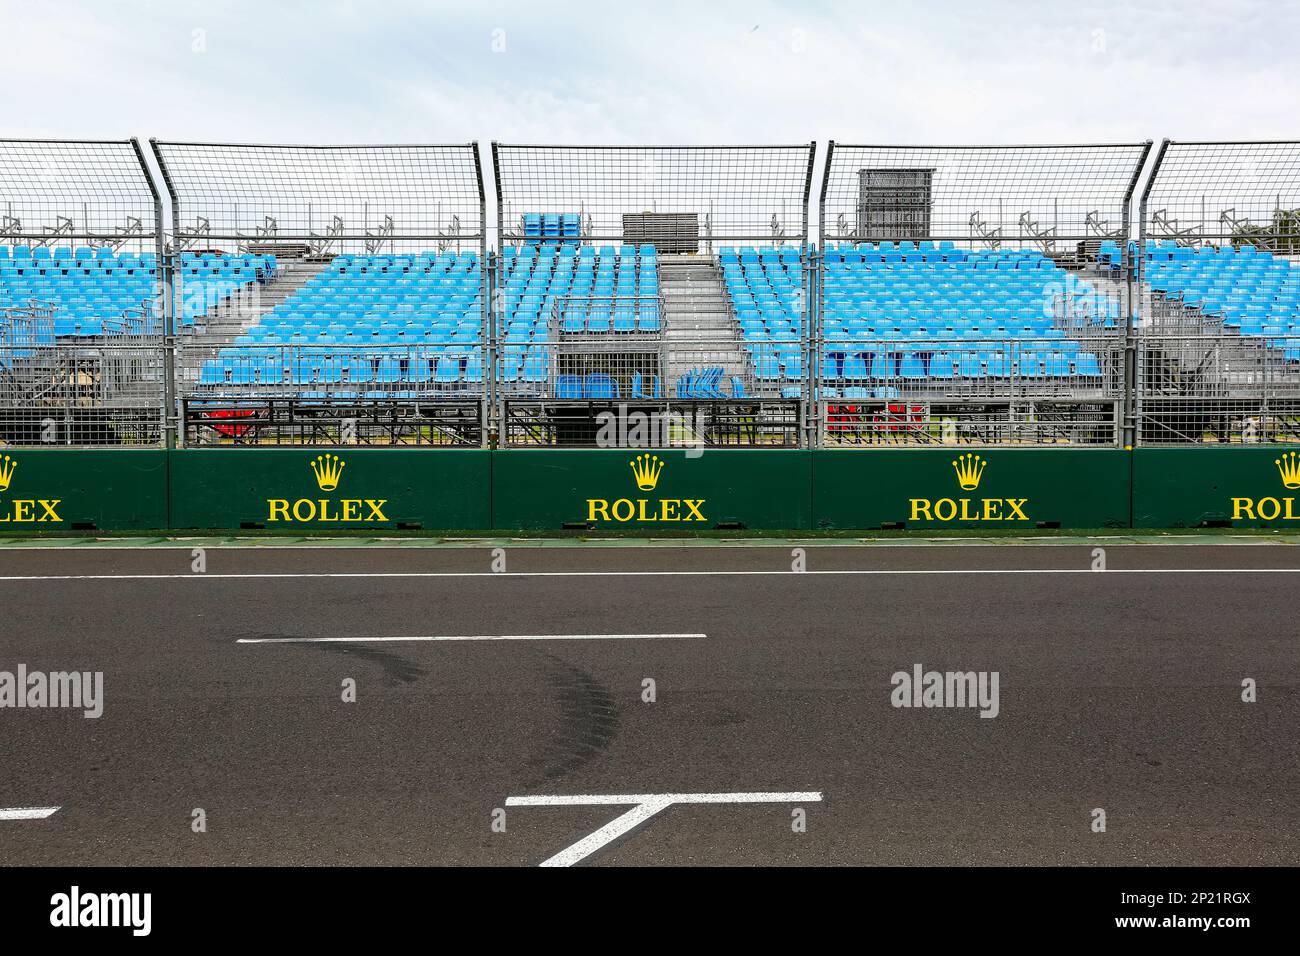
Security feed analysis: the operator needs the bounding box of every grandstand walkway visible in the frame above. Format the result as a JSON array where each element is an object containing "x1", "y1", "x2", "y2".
[
  {"x1": 177, "y1": 257, "x2": 329, "y2": 388},
  {"x1": 1, "y1": 544, "x2": 1296, "y2": 866},
  {"x1": 184, "y1": 257, "x2": 326, "y2": 345},
  {"x1": 659, "y1": 253, "x2": 750, "y2": 388}
]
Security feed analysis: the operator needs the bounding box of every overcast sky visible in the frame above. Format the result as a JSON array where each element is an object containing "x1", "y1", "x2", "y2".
[{"x1": 3, "y1": 0, "x2": 1298, "y2": 145}]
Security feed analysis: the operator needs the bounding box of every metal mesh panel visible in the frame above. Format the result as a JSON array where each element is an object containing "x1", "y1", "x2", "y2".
[
  {"x1": 151, "y1": 141, "x2": 484, "y2": 249},
  {"x1": 493, "y1": 144, "x2": 816, "y2": 246},
  {"x1": 491, "y1": 146, "x2": 814, "y2": 446},
  {"x1": 1142, "y1": 141, "x2": 1300, "y2": 248},
  {"x1": 820, "y1": 143, "x2": 1151, "y2": 250},
  {"x1": 1136, "y1": 334, "x2": 1300, "y2": 445},
  {"x1": 1137, "y1": 141, "x2": 1300, "y2": 443},
  {"x1": 0, "y1": 139, "x2": 163, "y2": 446},
  {"x1": 0, "y1": 139, "x2": 157, "y2": 249}
]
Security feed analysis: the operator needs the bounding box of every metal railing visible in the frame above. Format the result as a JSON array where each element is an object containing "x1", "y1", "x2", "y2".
[
  {"x1": 502, "y1": 399, "x2": 801, "y2": 448},
  {"x1": 182, "y1": 396, "x2": 483, "y2": 447},
  {"x1": 818, "y1": 334, "x2": 1123, "y2": 446}
]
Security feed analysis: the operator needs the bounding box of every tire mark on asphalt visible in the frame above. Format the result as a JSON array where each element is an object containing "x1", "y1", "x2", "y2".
[
  {"x1": 528, "y1": 652, "x2": 621, "y2": 782},
  {"x1": 293, "y1": 642, "x2": 428, "y2": 685}
]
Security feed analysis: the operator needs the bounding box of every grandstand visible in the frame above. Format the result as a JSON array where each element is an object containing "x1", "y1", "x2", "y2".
[
  {"x1": 2, "y1": 137, "x2": 1298, "y2": 449},
  {"x1": 194, "y1": 250, "x2": 479, "y2": 397},
  {"x1": 1143, "y1": 240, "x2": 1300, "y2": 341},
  {"x1": 498, "y1": 241, "x2": 662, "y2": 399},
  {"x1": 0, "y1": 246, "x2": 275, "y2": 337}
]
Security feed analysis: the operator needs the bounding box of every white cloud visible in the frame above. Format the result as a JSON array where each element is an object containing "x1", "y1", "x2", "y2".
[
  {"x1": 2, "y1": 0, "x2": 1297, "y2": 243},
  {"x1": 1, "y1": 0, "x2": 1296, "y2": 143}
]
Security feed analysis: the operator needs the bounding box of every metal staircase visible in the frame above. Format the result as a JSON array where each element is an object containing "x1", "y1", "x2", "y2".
[{"x1": 657, "y1": 253, "x2": 752, "y2": 394}]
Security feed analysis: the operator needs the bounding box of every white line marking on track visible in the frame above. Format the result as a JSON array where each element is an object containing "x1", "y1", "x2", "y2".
[
  {"x1": 5, "y1": 567, "x2": 1300, "y2": 582},
  {"x1": 505, "y1": 791, "x2": 823, "y2": 867},
  {"x1": 0, "y1": 806, "x2": 60, "y2": 820},
  {"x1": 236, "y1": 633, "x2": 705, "y2": 645}
]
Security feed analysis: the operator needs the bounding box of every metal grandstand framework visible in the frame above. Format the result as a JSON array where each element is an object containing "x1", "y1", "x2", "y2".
[
  {"x1": 816, "y1": 142, "x2": 1152, "y2": 446},
  {"x1": 150, "y1": 141, "x2": 489, "y2": 446},
  {"x1": 0, "y1": 138, "x2": 165, "y2": 446},
  {"x1": 1137, "y1": 140, "x2": 1300, "y2": 444}
]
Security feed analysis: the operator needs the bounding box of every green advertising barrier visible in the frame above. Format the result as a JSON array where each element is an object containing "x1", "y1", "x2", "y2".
[
  {"x1": 491, "y1": 449, "x2": 812, "y2": 530},
  {"x1": 0, "y1": 449, "x2": 168, "y2": 531},
  {"x1": 168, "y1": 449, "x2": 491, "y2": 530},
  {"x1": 1132, "y1": 447, "x2": 1300, "y2": 528},
  {"x1": 813, "y1": 448, "x2": 1132, "y2": 530},
  {"x1": 28, "y1": 445, "x2": 1300, "y2": 534}
]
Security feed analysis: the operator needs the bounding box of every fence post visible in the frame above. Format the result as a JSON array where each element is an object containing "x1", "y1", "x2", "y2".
[
  {"x1": 804, "y1": 242, "x2": 821, "y2": 448},
  {"x1": 1132, "y1": 139, "x2": 1169, "y2": 448},
  {"x1": 486, "y1": 247, "x2": 498, "y2": 448},
  {"x1": 1120, "y1": 140, "x2": 1153, "y2": 450}
]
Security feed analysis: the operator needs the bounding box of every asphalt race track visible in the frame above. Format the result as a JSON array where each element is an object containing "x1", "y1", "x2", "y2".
[{"x1": 1, "y1": 544, "x2": 1297, "y2": 866}]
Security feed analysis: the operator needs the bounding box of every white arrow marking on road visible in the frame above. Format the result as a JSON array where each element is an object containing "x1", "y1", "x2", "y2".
[
  {"x1": 0, "y1": 806, "x2": 60, "y2": 820},
  {"x1": 504, "y1": 791, "x2": 823, "y2": 867}
]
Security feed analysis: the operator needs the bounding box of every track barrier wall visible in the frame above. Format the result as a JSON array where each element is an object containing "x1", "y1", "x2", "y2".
[
  {"x1": 0, "y1": 449, "x2": 168, "y2": 531},
  {"x1": 490, "y1": 449, "x2": 812, "y2": 530},
  {"x1": 7, "y1": 447, "x2": 1300, "y2": 533},
  {"x1": 167, "y1": 449, "x2": 491, "y2": 531},
  {"x1": 1132, "y1": 447, "x2": 1300, "y2": 529},
  {"x1": 813, "y1": 449, "x2": 1132, "y2": 530}
]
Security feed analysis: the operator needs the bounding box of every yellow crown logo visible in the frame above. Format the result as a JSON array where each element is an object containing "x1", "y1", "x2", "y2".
[
  {"x1": 1277, "y1": 451, "x2": 1300, "y2": 490},
  {"x1": 310, "y1": 454, "x2": 346, "y2": 491},
  {"x1": 630, "y1": 454, "x2": 664, "y2": 492},
  {"x1": 0, "y1": 454, "x2": 15, "y2": 492},
  {"x1": 952, "y1": 453, "x2": 987, "y2": 491}
]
